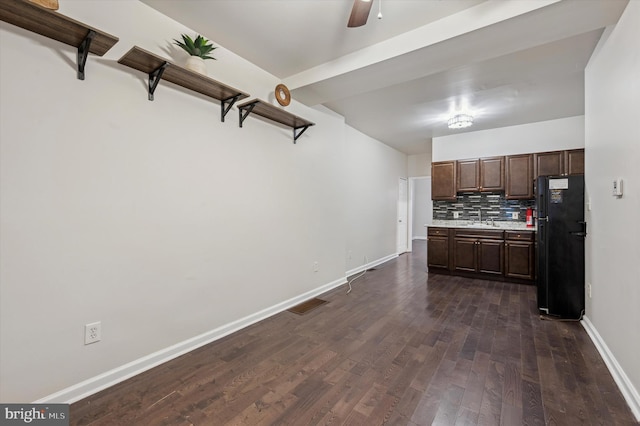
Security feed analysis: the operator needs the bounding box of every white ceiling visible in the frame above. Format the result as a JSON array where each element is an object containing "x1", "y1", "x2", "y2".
[{"x1": 140, "y1": 0, "x2": 629, "y2": 155}]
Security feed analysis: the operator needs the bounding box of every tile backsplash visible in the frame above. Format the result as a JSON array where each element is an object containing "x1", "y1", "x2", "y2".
[{"x1": 433, "y1": 193, "x2": 535, "y2": 222}]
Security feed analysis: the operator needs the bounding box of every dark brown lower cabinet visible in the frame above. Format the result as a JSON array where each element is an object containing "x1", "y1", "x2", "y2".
[
  {"x1": 427, "y1": 236, "x2": 449, "y2": 269},
  {"x1": 478, "y1": 239, "x2": 504, "y2": 275},
  {"x1": 453, "y1": 229, "x2": 504, "y2": 276},
  {"x1": 428, "y1": 227, "x2": 534, "y2": 282},
  {"x1": 504, "y1": 231, "x2": 535, "y2": 280},
  {"x1": 427, "y1": 228, "x2": 450, "y2": 269},
  {"x1": 453, "y1": 238, "x2": 477, "y2": 272}
]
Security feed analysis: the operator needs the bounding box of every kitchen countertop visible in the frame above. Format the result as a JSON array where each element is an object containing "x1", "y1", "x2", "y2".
[{"x1": 428, "y1": 219, "x2": 536, "y2": 231}]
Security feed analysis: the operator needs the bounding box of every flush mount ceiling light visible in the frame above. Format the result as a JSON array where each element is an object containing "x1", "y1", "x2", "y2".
[{"x1": 447, "y1": 113, "x2": 474, "y2": 129}]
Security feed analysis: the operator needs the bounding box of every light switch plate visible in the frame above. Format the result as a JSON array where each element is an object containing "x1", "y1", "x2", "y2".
[{"x1": 453, "y1": 212, "x2": 460, "y2": 219}]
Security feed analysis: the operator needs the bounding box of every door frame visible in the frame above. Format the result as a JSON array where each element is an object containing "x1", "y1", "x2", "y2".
[{"x1": 397, "y1": 177, "x2": 409, "y2": 255}]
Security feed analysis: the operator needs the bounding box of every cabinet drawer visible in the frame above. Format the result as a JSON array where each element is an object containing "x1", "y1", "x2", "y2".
[
  {"x1": 428, "y1": 227, "x2": 449, "y2": 236},
  {"x1": 454, "y1": 229, "x2": 504, "y2": 240},
  {"x1": 505, "y1": 231, "x2": 535, "y2": 241}
]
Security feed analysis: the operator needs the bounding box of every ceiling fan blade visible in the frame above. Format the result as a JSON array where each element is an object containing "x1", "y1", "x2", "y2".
[{"x1": 347, "y1": 0, "x2": 373, "y2": 28}]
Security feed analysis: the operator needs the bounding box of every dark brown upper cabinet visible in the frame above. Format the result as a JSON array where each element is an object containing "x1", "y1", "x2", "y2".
[
  {"x1": 456, "y1": 159, "x2": 479, "y2": 192},
  {"x1": 456, "y1": 157, "x2": 504, "y2": 192},
  {"x1": 479, "y1": 156, "x2": 505, "y2": 192},
  {"x1": 505, "y1": 154, "x2": 533, "y2": 199},
  {"x1": 433, "y1": 149, "x2": 582, "y2": 200},
  {"x1": 534, "y1": 151, "x2": 564, "y2": 177},
  {"x1": 534, "y1": 149, "x2": 584, "y2": 177},
  {"x1": 565, "y1": 149, "x2": 585, "y2": 175},
  {"x1": 431, "y1": 161, "x2": 457, "y2": 200}
]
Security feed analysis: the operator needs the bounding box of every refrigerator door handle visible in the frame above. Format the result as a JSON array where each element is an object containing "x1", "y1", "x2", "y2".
[
  {"x1": 571, "y1": 221, "x2": 587, "y2": 237},
  {"x1": 578, "y1": 220, "x2": 587, "y2": 236}
]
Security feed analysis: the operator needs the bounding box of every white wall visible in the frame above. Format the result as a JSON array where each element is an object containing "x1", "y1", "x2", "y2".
[
  {"x1": 0, "y1": 1, "x2": 406, "y2": 402},
  {"x1": 408, "y1": 149, "x2": 432, "y2": 177},
  {"x1": 344, "y1": 127, "x2": 407, "y2": 272},
  {"x1": 432, "y1": 116, "x2": 585, "y2": 161},
  {"x1": 411, "y1": 178, "x2": 432, "y2": 239},
  {"x1": 584, "y1": 1, "x2": 640, "y2": 419}
]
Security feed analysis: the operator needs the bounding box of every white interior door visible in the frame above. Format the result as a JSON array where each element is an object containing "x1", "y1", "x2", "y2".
[{"x1": 397, "y1": 178, "x2": 408, "y2": 254}]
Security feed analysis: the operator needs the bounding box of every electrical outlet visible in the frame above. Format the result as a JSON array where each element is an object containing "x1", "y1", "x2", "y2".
[
  {"x1": 511, "y1": 212, "x2": 519, "y2": 220},
  {"x1": 587, "y1": 283, "x2": 592, "y2": 298},
  {"x1": 85, "y1": 321, "x2": 101, "y2": 345},
  {"x1": 453, "y1": 212, "x2": 460, "y2": 219},
  {"x1": 313, "y1": 261, "x2": 319, "y2": 272}
]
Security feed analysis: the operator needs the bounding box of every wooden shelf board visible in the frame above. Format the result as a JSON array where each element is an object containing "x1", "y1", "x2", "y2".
[
  {"x1": 117, "y1": 46, "x2": 249, "y2": 102},
  {"x1": 238, "y1": 99, "x2": 314, "y2": 129},
  {"x1": 0, "y1": 0, "x2": 118, "y2": 56}
]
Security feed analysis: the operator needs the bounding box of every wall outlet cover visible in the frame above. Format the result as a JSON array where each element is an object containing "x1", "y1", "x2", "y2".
[{"x1": 84, "y1": 322, "x2": 101, "y2": 345}]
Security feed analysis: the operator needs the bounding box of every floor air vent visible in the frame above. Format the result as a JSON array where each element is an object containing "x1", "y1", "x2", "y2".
[{"x1": 287, "y1": 298, "x2": 328, "y2": 315}]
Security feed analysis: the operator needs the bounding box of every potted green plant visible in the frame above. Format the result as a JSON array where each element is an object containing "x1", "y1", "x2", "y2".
[{"x1": 173, "y1": 34, "x2": 217, "y2": 75}]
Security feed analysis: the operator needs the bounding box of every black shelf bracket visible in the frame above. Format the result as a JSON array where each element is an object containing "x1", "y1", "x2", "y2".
[
  {"x1": 293, "y1": 125, "x2": 312, "y2": 143},
  {"x1": 238, "y1": 102, "x2": 257, "y2": 128},
  {"x1": 148, "y1": 62, "x2": 168, "y2": 101},
  {"x1": 221, "y1": 94, "x2": 242, "y2": 122},
  {"x1": 77, "y1": 30, "x2": 95, "y2": 80}
]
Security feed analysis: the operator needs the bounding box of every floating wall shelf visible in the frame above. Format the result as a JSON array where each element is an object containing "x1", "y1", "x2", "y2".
[
  {"x1": 0, "y1": 0, "x2": 119, "y2": 80},
  {"x1": 117, "y1": 46, "x2": 249, "y2": 122},
  {"x1": 238, "y1": 99, "x2": 315, "y2": 143}
]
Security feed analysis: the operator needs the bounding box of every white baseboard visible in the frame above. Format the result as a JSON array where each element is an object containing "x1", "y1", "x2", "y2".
[
  {"x1": 581, "y1": 316, "x2": 640, "y2": 422},
  {"x1": 345, "y1": 253, "x2": 398, "y2": 277},
  {"x1": 36, "y1": 275, "x2": 348, "y2": 404}
]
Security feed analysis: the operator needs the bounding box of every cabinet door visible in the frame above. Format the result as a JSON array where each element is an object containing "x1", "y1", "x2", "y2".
[
  {"x1": 565, "y1": 149, "x2": 584, "y2": 175},
  {"x1": 453, "y1": 238, "x2": 477, "y2": 272},
  {"x1": 479, "y1": 156, "x2": 504, "y2": 191},
  {"x1": 457, "y1": 159, "x2": 479, "y2": 192},
  {"x1": 505, "y1": 154, "x2": 533, "y2": 199},
  {"x1": 477, "y1": 239, "x2": 504, "y2": 275},
  {"x1": 432, "y1": 161, "x2": 457, "y2": 200},
  {"x1": 534, "y1": 151, "x2": 564, "y2": 177},
  {"x1": 427, "y1": 235, "x2": 449, "y2": 269},
  {"x1": 505, "y1": 241, "x2": 534, "y2": 280}
]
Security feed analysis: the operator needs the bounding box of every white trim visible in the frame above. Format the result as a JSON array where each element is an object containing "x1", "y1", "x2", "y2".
[
  {"x1": 581, "y1": 316, "x2": 640, "y2": 421},
  {"x1": 397, "y1": 177, "x2": 409, "y2": 254},
  {"x1": 345, "y1": 253, "x2": 398, "y2": 278},
  {"x1": 412, "y1": 236, "x2": 427, "y2": 241},
  {"x1": 35, "y1": 275, "x2": 348, "y2": 404}
]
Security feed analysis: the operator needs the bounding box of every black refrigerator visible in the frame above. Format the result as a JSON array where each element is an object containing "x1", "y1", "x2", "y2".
[{"x1": 536, "y1": 175, "x2": 586, "y2": 319}]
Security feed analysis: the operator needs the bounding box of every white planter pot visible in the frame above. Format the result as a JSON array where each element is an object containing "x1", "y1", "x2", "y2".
[{"x1": 184, "y1": 56, "x2": 207, "y2": 75}]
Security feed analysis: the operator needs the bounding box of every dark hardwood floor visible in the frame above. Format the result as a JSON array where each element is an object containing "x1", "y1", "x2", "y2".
[{"x1": 71, "y1": 241, "x2": 638, "y2": 425}]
